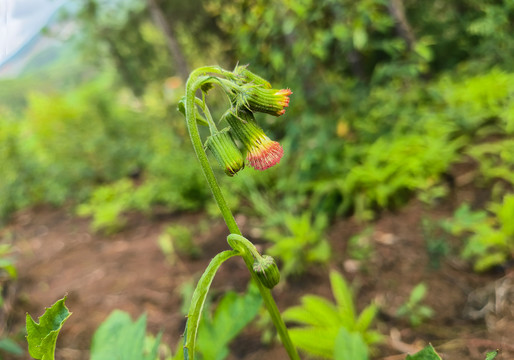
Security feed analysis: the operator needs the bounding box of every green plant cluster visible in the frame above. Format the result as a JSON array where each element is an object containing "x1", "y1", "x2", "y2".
[
  {"x1": 0, "y1": 73, "x2": 210, "y2": 229},
  {"x1": 282, "y1": 271, "x2": 382, "y2": 359},
  {"x1": 443, "y1": 197, "x2": 514, "y2": 271}
]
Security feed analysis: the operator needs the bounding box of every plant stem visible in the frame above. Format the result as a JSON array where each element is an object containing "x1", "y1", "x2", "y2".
[
  {"x1": 186, "y1": 67, "x2": 240, "y2": 235},
  {"x1": 185, "y1": 66, "x2": 300, "y2": 360}
]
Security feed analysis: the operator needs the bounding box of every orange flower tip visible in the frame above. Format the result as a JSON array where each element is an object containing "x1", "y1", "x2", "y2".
[
  {"x1": 275, "y1": 89, "x2": 292, "y2": 96},
  {"x1": 247, "y1": 141, "x2": 284, "y2": 170},
  {"x1": 277, "y1": 109, "x2": 286, "y2": 116}
]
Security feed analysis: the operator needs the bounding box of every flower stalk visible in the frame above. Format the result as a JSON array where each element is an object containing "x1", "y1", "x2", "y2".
[{"x1": 183, "y1": 66, "x2": 299, "y2": 360}]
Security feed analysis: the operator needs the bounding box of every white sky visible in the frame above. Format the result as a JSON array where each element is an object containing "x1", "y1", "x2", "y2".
[{"x1": 0, "y1": 0, "x2": 65, "y2": 64}]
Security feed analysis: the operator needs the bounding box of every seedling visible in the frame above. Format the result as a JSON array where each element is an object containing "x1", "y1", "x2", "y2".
[{"x1": 396, "y1": 283, "x2": 434, "y2": 327}]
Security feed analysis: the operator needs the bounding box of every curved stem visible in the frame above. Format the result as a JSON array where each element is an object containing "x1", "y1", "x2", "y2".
[
  {"x1": 185, "y1": 66, "x2": 300, "y2": 360},
  {"x1": 186, "y1": 67, "x2": 240, "y2": 235}
]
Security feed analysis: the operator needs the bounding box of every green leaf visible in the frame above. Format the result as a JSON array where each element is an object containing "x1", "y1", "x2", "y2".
[
  {"x1": 330, "y1": 271, "x2": 356, "y2": 324},
  {"x1": 334, "y1": 328, "x2": 368, "y2": 360},
  {"x1": 409, "y1": 283, "x2": 427, "y2": 304},
  {"x1": 406, "y1": 344, "x2": 442, "y2": 360},
  {"x1": 0, "y1": 258, "x2": 17, "y2": 279},
  {"x1": 26, "y1": 297, "x2": 72, "y2": 360},
  {"x1": 90, "y1": 310, "x2": 159, "y2": 360},
  {"x1": 288, "y1": 327, "x2": 339, "y2": 359},
  {"x1": 0, "y1": 337, "x2": 23, "y2": 355},
  {"x1": 283, "y1": 295, "x2": 341, "y2": 327},
  {"x1": 184, "y1": 250, "x2": 238, "y2": 360},
  {"x1": 485, "y1": 350, "x2": 499, "y2": 360},
  {"x1": 197, "y1": 284, "x2": 262, "y2": 360},
  {"x1": 355, "y1": 304, "x2": 378, "y2": 333}
]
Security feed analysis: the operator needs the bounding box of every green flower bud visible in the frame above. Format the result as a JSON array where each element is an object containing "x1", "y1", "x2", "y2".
[
  {"x1": 205, "y1": 128, "x2": 245, "y2": 176},
  {"x1": 233, "y1": 84, "x2": 292, "y2": 117},
  {"x1": 253, "y1": 255, "x2": 280, "y2": 289}
]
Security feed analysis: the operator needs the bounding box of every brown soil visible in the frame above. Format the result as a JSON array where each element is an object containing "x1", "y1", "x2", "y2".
[{"x1": 2, "y1": 170, "x2": 514, "y2": 359}]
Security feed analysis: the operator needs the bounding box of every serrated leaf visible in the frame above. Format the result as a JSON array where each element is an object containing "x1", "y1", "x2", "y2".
[
  {"x1": 26, "y1": 297, "x2": 72, "y2": 360},
  {"x1": 406, "y1": 344, "x2": 442, "y2": 360},
  {"x1": 334, "y1": 328, "x2": 368, "y2": 360}
]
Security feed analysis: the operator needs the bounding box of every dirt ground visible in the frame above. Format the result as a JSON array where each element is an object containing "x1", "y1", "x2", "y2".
[{"x1": 2, "y1": 169, "x2": 514, "y2": 359}]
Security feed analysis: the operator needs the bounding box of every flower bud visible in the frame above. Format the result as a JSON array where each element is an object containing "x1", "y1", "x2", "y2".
[
  {"x1": 253, "y1": 255, "x2": 280, "y2": 289},
  {"x1": 235, "y1": 84, "x2": 292, "y2": 117},
  {"x1": 224, "y1": 110, "x2": 283, "y2": 171},
  {"x1": 205, "y1": 128, "x2": 245, "y2": 176}
]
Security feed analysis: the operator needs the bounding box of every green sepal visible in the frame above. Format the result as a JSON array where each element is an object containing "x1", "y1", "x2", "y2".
[
  {"x1": 26, "y1": 297, "x2": 72, "y2": 360},
  {"x1": 253, "y1": 255, "x2": 280, "y2": 289}
]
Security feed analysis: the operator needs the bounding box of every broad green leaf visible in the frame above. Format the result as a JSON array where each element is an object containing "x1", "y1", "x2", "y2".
[
  {"x1": 90, "y1": 310, "x2": 159, "y2": 360},
  {"x1": 184, "y1": 250, "x2": 238, "y2": 360},
  {"x1": 334, "y1": 328, "x2": 368, "y2": 360},
  {"x1": 26, "y1": 297, "x2": 72, "y2": 360},
  {"x1": 283, "y1": 295, "x2": 341, "y2": 327},
  {"x1": 289, "y1": 327, "x2": 339, "y2": 359},
  {"x1": 406, "y1": 344, "x2": 442, "y2": 360}
]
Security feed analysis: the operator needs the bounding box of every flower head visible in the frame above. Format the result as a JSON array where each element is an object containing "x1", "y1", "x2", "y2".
[
  {"x1": 234, "y1": 84, "x2": 292, "y2": 117},
  {"x1": 205, "y1": 128, "x2": 245, "y2": 176},
  {"x1": 225, "y1": 110, "x2": 284, "y2": 171}
]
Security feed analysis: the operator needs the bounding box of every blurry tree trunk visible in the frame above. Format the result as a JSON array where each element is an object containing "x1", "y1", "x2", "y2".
[
  {"x1": 104, "y1": 33, "x2": 144, "y2": 97},
  {"x1": 388, "y1": 0, "x2": 416, "y2": 51},
  {"x1": 147, "y1": 0, "x2": 190, "y2": 80}
]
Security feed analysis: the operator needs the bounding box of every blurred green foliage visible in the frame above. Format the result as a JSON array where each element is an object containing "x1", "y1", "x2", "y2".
[
  {"x1": 443, "y1": 196, "x2": 514, "y2": 272},
  {"x1": 396, "y1": 283, "x2": 434, "y2": 327},
  {"x1": 2, "y1": 0, "x2": 514, "y2": 274},
  {"x1": 283, "y1": 271, "x2": 382, "y2": 359}
]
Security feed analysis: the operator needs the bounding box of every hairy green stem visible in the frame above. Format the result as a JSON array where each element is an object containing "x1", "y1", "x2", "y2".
[{"x1": 185, "y1": 66, "x2": 300, "y2": 360}]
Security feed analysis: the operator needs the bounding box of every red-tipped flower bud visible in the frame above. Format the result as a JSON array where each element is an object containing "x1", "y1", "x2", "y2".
[
  {"x1": 205, "y1": 128, "x2": 245, "y2": 176},
  {"x1": 225, "y1": 111, "x2": 283, "y2": 171},
  {"x1": 253, "y1": 255, "x2": 280, "y2": 289}
]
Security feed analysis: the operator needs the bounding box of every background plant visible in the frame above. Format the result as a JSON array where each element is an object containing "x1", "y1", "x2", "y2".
[
  {"x1": 443, "y1": 196, "x2": 514, "y2": 271},
  {"x1": 282, "y1": 271, "x2": 382, "y2": 359},
  {"x1": 396, "y1": 283, "x2": 434, "y2": 327}
]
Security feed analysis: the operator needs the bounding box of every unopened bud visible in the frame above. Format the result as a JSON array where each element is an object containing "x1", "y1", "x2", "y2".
[
  {"x1": 235, "y1": 84, "x2": 292, "y2": 117},
  {"x1": 224, "y1": 110, "x2": 283, "y2": 171},
  {"x1": 205, "y1": 128, "x2": 245, "y2": 176},
  {"x1": 253, "y1": 255, "x2": 280, "y2": 289}
]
